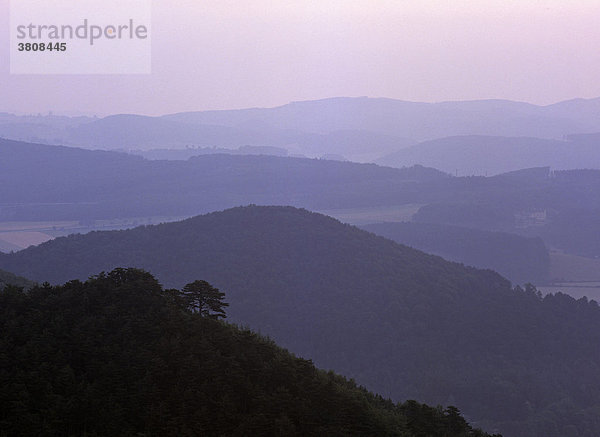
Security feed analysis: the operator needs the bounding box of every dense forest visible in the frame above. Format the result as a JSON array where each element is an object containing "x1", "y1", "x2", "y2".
[
  {"x1": 0, "y1": 268, "x2": 498, "y2": 437},
  {"x1": 361, "y1": 221, "x2": 550, "y2": 285},
  {"x1": 2, "y1": 206, "x2": 600, "y2": 436}
]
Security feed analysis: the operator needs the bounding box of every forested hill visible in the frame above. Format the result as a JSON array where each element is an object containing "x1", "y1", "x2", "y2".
[
  {"x1": 2, "y1": 206, "x2": 600, "y2": 436},
  {"x1": 0, "y1": 268, "x2": 497, "y2": 437},
  {"x1": 0, "y1": 268, "x2": 34, "y2": 290}
]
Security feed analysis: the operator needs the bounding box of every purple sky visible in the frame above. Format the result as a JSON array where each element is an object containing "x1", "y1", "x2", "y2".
[{"x1": 2, "y1": 0, "x2": 600, "y2": 116}]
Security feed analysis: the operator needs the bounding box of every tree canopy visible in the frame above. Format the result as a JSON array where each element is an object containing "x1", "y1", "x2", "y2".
[
  {"x1": 0, "y1": 268, "x2": 498, "y2": 437},
  {"x1": 181, "y1": 279, "x2": 228, "y2": 318}
]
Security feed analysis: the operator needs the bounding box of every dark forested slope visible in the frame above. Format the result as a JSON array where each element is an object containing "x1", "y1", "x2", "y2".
[
  {"x1": 1, "y1": 206, "x2": 599, "y2": 436},
  {"x1": 0, "y1": 268, "x2": 497, "y2": 437}
]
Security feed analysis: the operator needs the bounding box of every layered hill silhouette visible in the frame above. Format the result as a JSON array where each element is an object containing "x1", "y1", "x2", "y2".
[
  {"x1": 67, "y1": 114, "x2": 266, "y2": 149},
  {"x1": 361, "y1": 221, "x2": 549, "y2": 285},
  {"x1": 4, "y1": 97, "x2": 600, "y2": 163},
  {"x1": 408, "y1": 167, "x2": 600, "y2": 258},
  {"x1": 0, "y1": 138, "x2": 447, "y2": 222},
  {"x1": 1, "y1": 205, "x2": 600, "y2": 436},
  {"x1": 377, "y1": 135, "x2": 600, "y2": 175},
  {"x1": 65, "y1": 114, "x2": 412, "y2": 162},
  {"x1": 164, "y1": 97, "x2": 600, "y2": 141},
  {"x1": 0, "y1": 268, "x2": 497, "y2": 437},
  {"x1": 3, "y1": 137, "x2": 600, "y2": 259}
]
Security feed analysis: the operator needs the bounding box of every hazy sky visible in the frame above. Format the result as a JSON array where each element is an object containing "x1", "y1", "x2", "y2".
[{"x1": 1, "y1": 0, "x2": 600, "y2": 116}]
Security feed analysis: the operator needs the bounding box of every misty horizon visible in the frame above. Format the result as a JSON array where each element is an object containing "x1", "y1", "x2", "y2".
[
  {"x1": 3, "y1": 94, "x2": 600, "y2": 119},
  {"x1": 3, "y1": 0, "x2": 600, "y2": 115},
  {"x1": 3, "y1": 2, "x2": 600, "y2": 436}
]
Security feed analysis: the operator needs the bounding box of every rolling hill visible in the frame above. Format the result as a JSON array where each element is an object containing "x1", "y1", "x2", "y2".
[
  {"x1": 164, "y1": 97, "x2": 600, "y2": 141},
  {"x1": 3, "y1": 138, "x2": 600, "y2": 260},
  {"x1": 4, "y1": 97, "x2": 600, "y2": 163},
  {"x1": 0, "y1": 267, "x2": 497, "y2": 437},
  {"x1": 64, "y1": 114, "x2": 413, "y2": 162},
  {"x1": 0, "y1": 138, "x2": 447, "y2": 222},
  {"x1": 66, "y1": 114, "x2": 268, "y2": 149},
  {"x1": 1, "y1": 205, "x2": 599, "y2": 436},
  {"x1": 376, "y1": 135, "x2": 600, "y2": 175}
]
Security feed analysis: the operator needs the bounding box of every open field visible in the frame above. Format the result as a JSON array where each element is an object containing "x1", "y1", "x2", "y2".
[
  {"x1": 0, "y1": 216, "x2": 191, "y2": 252},
  {"x1": 538, "y1": 251, "x2": 600, "y2": 300},
  {"x1": 538, "y1": 283, "x2": 600, "y2": 301},
  {"x1": 0, "y1": 231, "x2": 54, "y2": 250},
  {"x1": 548, "y1": 251, "x2": 600, "y2": 282},
  {"x1": 0, "y1": 221, "x2": 79, "y2": 251},
  {"x1": 0, "y1": 221, "x2": 79, "y2": 233}
]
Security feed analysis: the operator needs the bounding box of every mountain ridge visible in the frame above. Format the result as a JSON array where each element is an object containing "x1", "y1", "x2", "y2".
[{"x1": 3, "y1": 96, "x2": 600, "y2": 156}]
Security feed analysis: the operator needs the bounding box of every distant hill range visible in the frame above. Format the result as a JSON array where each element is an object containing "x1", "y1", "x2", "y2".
[
  {"x1": 0, "y1": 138, "x2": 448, "y2": 222},
  {"x1": 2, "y1": 205, "x2": 600, "y2": 436},
  {"x1": 376, "y1": 135, "x2": 600, "y2": 175},
  {"x1": 162, "y1": 97, "x2": 600, "y2": 141},
  {"x1": 131, "y1": 144, "x2": 291, "y2": 160},
  {"x1": 3, "y1": 96, "x2": 600, "y2": 164},
  {"x1": 361, "y1": 221, "x2": 549, "y2": 285},
  {"x1": 3, "y1": 138, "x2": 600, "y2": 259}
]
